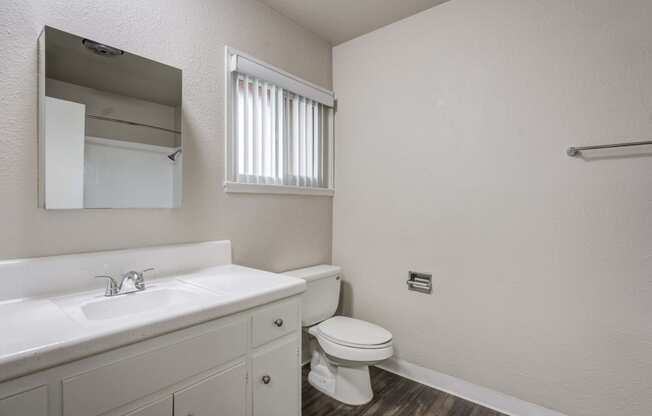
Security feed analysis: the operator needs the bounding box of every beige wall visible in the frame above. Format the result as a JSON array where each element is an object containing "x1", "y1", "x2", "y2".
[
  {"x1": 332, "y1": 1, "x2": 652, "y2": 415},
  {"x1": 0, "y1": 0, "x2": 332, "y2": 270}
]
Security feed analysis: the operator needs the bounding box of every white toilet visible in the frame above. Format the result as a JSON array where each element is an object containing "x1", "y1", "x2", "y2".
[{"x1": 285, "y1": 265, "x2": 393, "y2": 406}]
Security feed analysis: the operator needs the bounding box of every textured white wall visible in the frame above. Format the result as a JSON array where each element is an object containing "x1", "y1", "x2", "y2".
[
  {"x1": 0, "y1": 0, "x2": 332, "y2": 270},
  {"x1": 332, "y1": 1, "x2": 652, "y2": 415}
]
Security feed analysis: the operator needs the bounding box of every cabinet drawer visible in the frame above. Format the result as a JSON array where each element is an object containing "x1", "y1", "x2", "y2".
[
  {"x1": 252, "y1": 298, "x2": 299, "y2": 347},
  {"x1": 0, "y1": 386, "x2": 47, "y2": 416},
  {"x1": 123, "y1": 396, "x2": 172, "y2": 416},
  {"x1": 252, "y1": 337, "x2": 300, "y2": 416},
  {"x1": 63, "y1": 319, "x2": 247, "y2": 416},
  {"x1": 174, "y1": 362, "x2": 246, "y2": 416}
]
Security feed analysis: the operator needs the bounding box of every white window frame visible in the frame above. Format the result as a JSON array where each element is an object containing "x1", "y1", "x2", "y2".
[{"x1": 224, "y1": 46, "x2": 335, "y2": 197}]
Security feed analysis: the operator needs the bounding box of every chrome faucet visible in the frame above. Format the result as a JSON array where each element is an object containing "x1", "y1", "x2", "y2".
[
  {"x1": 95, "y1": 268, "x2": 154, "y2": 297},
  {"x1": 94, "y1": 275, "x2": 120, "y2": 297}
]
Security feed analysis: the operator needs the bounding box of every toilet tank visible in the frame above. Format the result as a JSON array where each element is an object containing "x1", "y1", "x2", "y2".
[{"x1": 284, "y1": 265, "x2": 341, "y2": 327}]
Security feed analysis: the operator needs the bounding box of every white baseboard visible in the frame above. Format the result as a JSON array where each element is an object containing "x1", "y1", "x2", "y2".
[{"x1": 375, "y1": 357, "x2": 567, "y2": 416}]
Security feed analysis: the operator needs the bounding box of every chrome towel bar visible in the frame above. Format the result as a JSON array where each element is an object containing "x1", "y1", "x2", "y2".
[
  {"x1": 567, "y1": 139, "x2": 652, "y2": 157},
  {"x1": 87, "y1": 114, "x2": 181, "y2": 135}
]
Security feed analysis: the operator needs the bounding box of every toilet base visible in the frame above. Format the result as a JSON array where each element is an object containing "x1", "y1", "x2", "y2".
[{"x1": 308, "y1": 342, "x2": 373, "y2": 406}]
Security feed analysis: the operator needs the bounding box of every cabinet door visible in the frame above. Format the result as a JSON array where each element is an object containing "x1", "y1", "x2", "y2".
[
  {"x1": 252, "y1": 337, "x2": 299, "y2": 416},
  {"x1": 123, "y1": 396, "x2": 172, "y2": 416},
  {"x1": 0, "y1": 386, "x2": 47, "y2": 416},
  {"x1": 63, "y1": 319, "x2": 246, "y2": 416},
  {"x1": 174, "y1": 363, "x2": 246, "y2": 416}
]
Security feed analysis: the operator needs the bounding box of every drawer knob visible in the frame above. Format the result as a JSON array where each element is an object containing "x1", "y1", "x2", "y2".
[
  {"x1": 273, "y1": 318, "x2": 284, "y2": 327},
  {"x1": 262, "y1": 375, "x2": 272, "y2": 384}
]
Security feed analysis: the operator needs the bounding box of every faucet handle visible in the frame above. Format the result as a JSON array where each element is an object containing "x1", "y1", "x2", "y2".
[
  {"x1": 95, "y1": 275, "x2": 119, "y2": 297},
  {"x1": 135, "y1": 268, "x2": 154, "y2": 290}
]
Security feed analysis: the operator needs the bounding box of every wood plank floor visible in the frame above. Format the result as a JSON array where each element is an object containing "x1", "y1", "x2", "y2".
[{"x1": 302, "y1": 365, "x2": 507, "y2": 416}]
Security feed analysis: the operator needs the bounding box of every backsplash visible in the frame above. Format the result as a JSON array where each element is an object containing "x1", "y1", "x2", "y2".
[{"x1": 0, "y1": 241, "x2": 231, "y2": 301}]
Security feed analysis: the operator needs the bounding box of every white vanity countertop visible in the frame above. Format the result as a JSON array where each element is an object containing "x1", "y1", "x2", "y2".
[{"x1": 0, "y1": 264, "x2": 305, "y2": 383}]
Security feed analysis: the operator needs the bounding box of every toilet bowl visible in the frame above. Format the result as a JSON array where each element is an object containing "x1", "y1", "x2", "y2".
[
  {"x1": 284, "y1": 265, "x2": 393, "y2": 405},
  {"x1": 307, "y1": 316, "x2": 393, "y2": 405}
]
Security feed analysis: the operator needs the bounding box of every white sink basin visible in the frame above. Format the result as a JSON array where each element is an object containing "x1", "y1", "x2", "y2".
[
  {"x1": 80, "y1": 288, "x2": 203, "y2": 321},
  {"x1": 54, "y1": 280, "x2": 225, "y2": 325}
]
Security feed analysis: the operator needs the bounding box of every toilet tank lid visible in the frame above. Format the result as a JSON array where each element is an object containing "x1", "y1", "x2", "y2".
[{"x1": 283, "y1": 264, "x2": 341, "y2": 282}]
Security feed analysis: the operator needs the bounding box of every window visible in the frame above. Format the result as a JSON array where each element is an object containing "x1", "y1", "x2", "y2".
[{"x1": 225, "y1": 48, "x2": 335, "y2": 196}]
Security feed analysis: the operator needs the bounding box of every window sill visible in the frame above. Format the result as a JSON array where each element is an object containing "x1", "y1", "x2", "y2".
[{"x1": 223, "y1": 181, "x2": 334, "y2": 197}]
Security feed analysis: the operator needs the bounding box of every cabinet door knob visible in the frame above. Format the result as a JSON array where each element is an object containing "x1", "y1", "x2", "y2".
[
  {"x1": 262, "y1": 375, "x2": 272, "y2": 384},
  {"x1": 273, "y1": 318, "x2": 284, "y2": 327}
]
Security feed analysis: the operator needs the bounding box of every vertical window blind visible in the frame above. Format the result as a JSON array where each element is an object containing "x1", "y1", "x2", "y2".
[{"x1": 226, "y1": 49, "x2": 334, "y2": 195}]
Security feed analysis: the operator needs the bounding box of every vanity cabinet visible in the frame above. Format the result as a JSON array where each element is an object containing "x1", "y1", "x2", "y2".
[
  {"x1": 0, "y1": 386, "x2": 48, "y2": 416},
  {"x1": 123, "y1": 397, "x2": 172, "y2": 416},
  {"x1": 174, "y1": 363, "x2": 246, "y2": 416},
  {"x1": 0, "y1": 296, "x2": 301, "y2": 416}
]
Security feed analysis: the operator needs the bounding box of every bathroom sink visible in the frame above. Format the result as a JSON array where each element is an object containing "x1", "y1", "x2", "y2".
[
  {"x1": 80, "y1": 288, "x2": 202, "y2": 321},
  {"x1": 54, "y1": 280, "x2": 225, "y2": 325}
]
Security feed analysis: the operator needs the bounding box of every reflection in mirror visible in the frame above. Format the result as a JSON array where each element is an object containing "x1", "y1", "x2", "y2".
[{"x1": 38, "y1": 26, "x2": 182, "y2": 209}]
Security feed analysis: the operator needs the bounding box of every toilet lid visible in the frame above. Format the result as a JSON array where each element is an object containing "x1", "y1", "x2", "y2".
[{"x1": 316, "y1": 316, "x2": 392, "y2": 347}]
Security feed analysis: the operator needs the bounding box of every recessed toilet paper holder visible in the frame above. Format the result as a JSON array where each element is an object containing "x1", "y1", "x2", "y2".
[{"x1": 407, "y1": 271, "x2": 432, "y2": 294}]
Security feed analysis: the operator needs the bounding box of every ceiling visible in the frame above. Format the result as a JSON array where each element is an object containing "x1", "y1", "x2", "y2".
[
  {"x1": 259, "y1": 0, "x2": 451, "y2": 45},
  {"x1": 44, "y1": 27, "x2": 181, "y2": 107}
]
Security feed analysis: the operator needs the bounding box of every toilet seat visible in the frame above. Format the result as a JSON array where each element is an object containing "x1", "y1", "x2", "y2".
[
  {"x1": 316, "y1": 316, "x2": 392, "y2": 348},
  {"x1": 309, "y1": 316, "x2": 393, "y2": 363}
]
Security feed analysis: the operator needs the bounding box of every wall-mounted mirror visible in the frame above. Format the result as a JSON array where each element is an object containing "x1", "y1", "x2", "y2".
[{"x1": 38, "y1": 26, "x2": 182, "y2": 209}]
